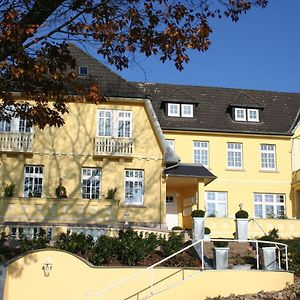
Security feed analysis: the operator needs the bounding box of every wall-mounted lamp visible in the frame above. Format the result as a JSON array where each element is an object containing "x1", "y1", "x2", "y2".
[
  {"x1": 124, "y1": 210, "x2": 129, "y2": 226},
  {"x1": 42, "y1": 257, "x2": 53, "y2": 277}
]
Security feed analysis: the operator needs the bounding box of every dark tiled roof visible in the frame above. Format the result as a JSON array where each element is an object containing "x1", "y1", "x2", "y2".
[
  {"x1": 133, "y1": 82, "x2": 300, "y2": 135},
  {"x1": 165, "y1": 163, "x2": 216, "y2": 185},
  {"x1": 68, "y1": 44, "x2": 145, "y2": 99}
]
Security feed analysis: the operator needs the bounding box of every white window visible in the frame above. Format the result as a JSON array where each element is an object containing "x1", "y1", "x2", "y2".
[
  {"x1": 261, "y1": 144, "x2": 276, "y2": 170},
  {"x1": 181, "y1": 104, "x2": 193, "y2": 118},
  {"x1": 167, "y1": 103, "x2": 180, "y2": 117},
  {"x1": 79, "y1": 66, "x2": 89, "y2": 76},
  {"x1": 254, "y1": 193, "x2": 285, "y2": 218},
  {"x1": 166, "y1": 139, "x2": 175, "y2": 151},
  {"x1": 227, "y1": 143, "x2": 243, "y2": 169},
  {"x1": 247, "y1": 109, "x2": 259, "y2": 122},
  {"x1": 125, "y1": 169, "x2": 144, "y2": 205},
  {"x1": 166, "y1": 196, "x2": 174, "y2": 204},
  {"x1": 24, "y1": 166, "x2": 43, "y2": 197},
  {"x1": 97, "y1": 110, "x2": 132, "y2": 138},
  {"x1": 81, "y1": 168, "x2": 101, "y2": 199},
  {"x1": 0, "y1": 107, "x2": 32, "y2": 133},
  {"x1": 234, "y1": 108, "x2": 246, "y2": 121},
  {"x1": 193, "y1": 141, "x2": 209, "y2": 168},
  {"x1": 205, "y1": 191, "x2": 227, "y2": 217}
]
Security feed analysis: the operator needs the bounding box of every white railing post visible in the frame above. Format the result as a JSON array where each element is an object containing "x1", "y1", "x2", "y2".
[
  {"x1": 256, "y1": 241, "x2": 259, "y2": 270},
  {"x1": 285, "y1": 245, "x2": 289, "y2": 271},
  {"x1": 201, "y1": 240, "x2": 204, "y2": 271},
  {"x1": 278, "y1": 247, "x2": 281, "y2": 269},
  {"x1": 150, "y1": 267, "x2": 154, "y2": 295}
]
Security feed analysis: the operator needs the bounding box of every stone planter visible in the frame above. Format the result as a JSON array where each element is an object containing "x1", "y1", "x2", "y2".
[
  {"x1": 213, "y1": 247, "x2": 229, "y2": 269},
  {"x1": 261, "y1": 247, "x2": 277, "y2": 270},
  {"x1": 235, "y1": 218, "x2": 249, "y2": 240},
  {"x1": 192, "y1": 217, "x2": 205, "y2": 241}
]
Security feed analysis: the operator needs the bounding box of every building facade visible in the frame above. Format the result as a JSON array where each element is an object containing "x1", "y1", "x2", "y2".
[{"x1": 1, "y1": 44, "x2": 300, "y2": 238}]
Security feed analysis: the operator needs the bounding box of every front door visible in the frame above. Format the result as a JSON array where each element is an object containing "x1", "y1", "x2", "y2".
[{"x1": 166, "y1": 194, "x2": 179, "y2": 230}]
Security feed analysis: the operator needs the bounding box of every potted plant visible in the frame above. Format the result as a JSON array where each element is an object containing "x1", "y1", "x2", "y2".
[
  {"x1": 191, "y1": 209, "x2": 205, "y2": 241},
  {"x1": 258, "y1": 231, "x2": 278, "y2": 271},
  {"x1": 3, "y1": 183, "x2": 14, "y2": 197},
  {"x1": 213, "y1": 239, "x2": 229, "y2": 269},
  {"x1": 235, "y1": 205, "x2": 249, "y2": 240},
  {"x1": 56, "y1": 178, "x2": 67, "y2": 198},
  {"x1": 204, "y1": 227, "x2": 211, "y2": 240}
]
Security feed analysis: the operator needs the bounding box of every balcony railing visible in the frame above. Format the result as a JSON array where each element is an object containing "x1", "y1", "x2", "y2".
[
  {"x1": 94, "y1": 137, "x2": 134, "y2": 157},
  {"x1": 0, "y1": 132, "x2": 34, "y2": 153}
]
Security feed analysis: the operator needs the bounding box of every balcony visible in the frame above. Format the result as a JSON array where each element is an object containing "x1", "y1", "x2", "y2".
[
  {"x1": 94, "y1": 137, "x2": 134, "y2": 157},
  {"x1": 0, "y1": 132, "x2": 34, "y2": 153}
]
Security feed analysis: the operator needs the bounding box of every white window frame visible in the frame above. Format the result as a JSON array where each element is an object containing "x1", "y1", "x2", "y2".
[
  {"x1": 166, "y1": 139, "x2": 175, "y2": 151},
  {"x1": 124, "y1": 169, "x2": 144, "y2": 205},
  {"x1": 81, "y1": 167, "x2": 101, "y2": 199},
  {"x1": 0, "y1": 106, "x2": 32, "y2": 133},
  {"x1": 254, "y1": 193, "x2": 285, "y2": 218},
  {"x1": 97, "y1": 110, "x2": 132, "y2": 138},
  {"x1": 23, "y1": 165, "x2": 44, "y2": 197},
  {"x1": 167, "y1": 103, "x2": 180, "y2": 117},
  {"x1": 234, "y1": 108, "x2": 247, "y2": 121},
  {"x1": 181, "y1": 104, "x2": 193, "y2": 118},
  {"x1": 260, "y1": 144, "x2": 276, "y2": 171},
  {"x1": 193, "y1": 141, "x2": 209, "y2": 168},
  {"x1": 227, "y1": 143, "x2": 243, "y2": 169},
  {"x1": 79, "y1": 65, "x2": 89, "y2": 76},
  {"x1": 205, "y1": 191, "x2": 228, "y2": 217},
  {"x1": 247, "y1": 109, "x2": 259, "y2": 122}
]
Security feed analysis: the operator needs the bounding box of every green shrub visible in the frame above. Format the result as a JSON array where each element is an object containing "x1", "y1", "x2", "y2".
[
  {"x1": 54, "y1": 232, "x2": 94, "y2": 257},
  {"x1": 89, "y1": 235, "x2": 118, "y2": 265},
  {"x1": 204, "y1": 227, "x2": 211, "y2": 235},
  {"x1": 159, "y1": 232, "x2": 184, "y2": 257},
  {"x1": 116, "y1": 229, "x2": 146, "y2": 265},
  {"x1": 143, "y1": 233, "x2": 159, "y2": 257},
  {"x1": 281, "y1": 238, "x2": 300, "y2": 276},
  {"x1": 258, "y1": 234, "x2": 276, "y2": 248},
  {"x1": 3, "y1": 183, "x2": 14, "y2": 197},
  {"x1": 191, "y1": 210, "x2": 205, "y2": 218},
  {"x1": 20, "y1": 236, "x2": 50, "y2": 252},
  {"x1": 213, "y1": 240, "x2": 229, "y2": 248},
  {"x1": 235, "y1": 209, "x2": 249, "y2": 219}
]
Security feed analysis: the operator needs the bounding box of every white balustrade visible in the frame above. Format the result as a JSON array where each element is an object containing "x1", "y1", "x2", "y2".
[
  {"x1": 0, "y1": 132, "x2": 33, "y2": 152},
  {"x1": 94, "y1": 137, "x2": 134, "y2": 157}
]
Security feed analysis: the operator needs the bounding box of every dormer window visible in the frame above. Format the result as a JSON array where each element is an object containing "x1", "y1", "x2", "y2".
[
  {"x1": 234, "y1": 107, "x2": 259, "y2": 122},
  {"x1": 181, "y1": 104, "x2": 193, "y2": 117},
  {"x1": 167, "y1": 103, "x2": 180, "y2": 117},
  {"x1": 247, "y1": 109, "x2": 259, "y2": 122},
  {"x1": 167, "y1": 103, "x2": 193, "y2": 118},
  {"x1": 79, "y1": 66, "x2": 89, "y2": 76},
  {"x1": 234, "y1": 108, "x2": 246, "y2": 121}
]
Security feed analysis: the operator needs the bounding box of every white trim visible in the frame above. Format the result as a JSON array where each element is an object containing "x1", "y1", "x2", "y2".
[
  {"x1": 254, "y1": 193, "x2": 285, "y2": 218},
  {"x1": 181, "y1": 104, "x2": 193, "y2": 118},
  {"x1": 167, "y1": 103, "x2": 180, "y2": 117},
  {"x1": 227, "y1": 142, "x2": 243, "y2": 169},
  {"x1": 124, "y1": 169, "x2": 144, "y2": 205},
  {"x1": 23, "y1": 165, "x2": 44, "y2": 197},
  {"x1": 205, "y1": 191, "x2": 228, "y2": 217},
  {"x1": 260, "y1": 144, "x2": 276, "y2": 171},
  {"x1": 234, "y1": 108, "x2": 247, "y2": 121},
  {"x1": 193, "y1": 141, "x2": 209, "y2": 168},
  {"x1": 81, "y1": 167, "x2": 101, "y2": 199},
  {"x1": 247, "y1": 109, "x2": 259, "y2": 122}
]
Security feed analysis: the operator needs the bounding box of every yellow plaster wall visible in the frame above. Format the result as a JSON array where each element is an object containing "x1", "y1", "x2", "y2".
[
  {"x1": 4, "y1": 250, "x2": 294, "y2": 300},
  {"x1": 164, "y1": 131, "x2": 293, "y2": 218},
  {"x1": 0, "y1": 100, "x2": 165, "y2": 225}
]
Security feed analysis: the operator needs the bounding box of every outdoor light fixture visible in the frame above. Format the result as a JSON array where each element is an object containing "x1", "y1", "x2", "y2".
[
  {"x1": 42, "y1": 257, "x2": 53, "y2": 277},
  {"x1": 124, "y1": 210, "x2": 129, "y2": 226}
]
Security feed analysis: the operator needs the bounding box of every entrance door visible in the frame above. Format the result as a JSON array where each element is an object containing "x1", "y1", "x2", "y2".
[{"x1": 166, "y1": 194, "x2": 179, "y2": 230}]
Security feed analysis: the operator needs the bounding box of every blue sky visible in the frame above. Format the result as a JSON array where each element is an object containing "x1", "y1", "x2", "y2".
[{"x1": 109, "y1": 0, "x2": 300, "y2": 93}]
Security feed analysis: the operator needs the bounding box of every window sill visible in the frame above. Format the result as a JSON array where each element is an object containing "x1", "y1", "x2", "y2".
[
  {"x1": 225, "y1": 168, "x2": 245, "y2": 172},
  {"x1": 259, "y1": 170, "x2": 278, "y2": 173},
  {"x1": 121, "y1": 204, "x2": 146, "y2": 208}
]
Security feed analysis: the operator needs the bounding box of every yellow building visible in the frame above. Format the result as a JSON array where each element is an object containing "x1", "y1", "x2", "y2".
[{"x1": 1, "y1": 44, "x2": 300, "y2": 238}]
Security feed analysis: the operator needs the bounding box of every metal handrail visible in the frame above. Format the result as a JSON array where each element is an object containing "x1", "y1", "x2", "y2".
[{"x1": 84, "y1": 238, "x2": 289, "y2": 300}]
